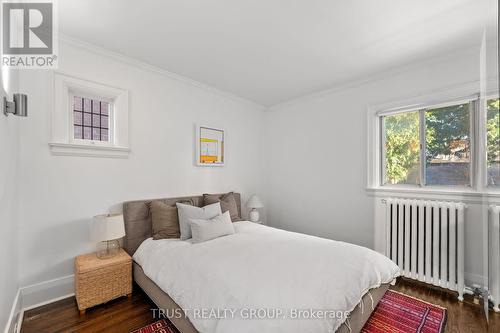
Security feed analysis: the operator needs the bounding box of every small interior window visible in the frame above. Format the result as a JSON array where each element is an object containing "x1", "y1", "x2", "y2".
[{"x1": 73, "y1": 96, "x2": 110, "y2": 142}]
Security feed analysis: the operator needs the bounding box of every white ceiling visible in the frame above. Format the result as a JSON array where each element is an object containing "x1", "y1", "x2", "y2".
[{"x1": 59, "y1": 0, "x2": 493, "y2": 106}]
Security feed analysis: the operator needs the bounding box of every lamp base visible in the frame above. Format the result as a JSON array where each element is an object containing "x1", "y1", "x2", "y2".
[
  {"x1": 249, "y1": 209, "x2": 260, "y2": 223},
  {"x1": 96, "y1": 240, "x2": 120, "y2": 259}
]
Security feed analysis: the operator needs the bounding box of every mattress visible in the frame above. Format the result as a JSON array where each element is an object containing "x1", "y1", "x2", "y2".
[
  {"x1": 133, "y1": 221, "x2": 399, "y2": 333},
  {"x1": 134, "y1": 263, "x2": 390, "y2": 333}
]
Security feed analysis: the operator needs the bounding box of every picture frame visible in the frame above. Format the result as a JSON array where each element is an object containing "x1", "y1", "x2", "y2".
[{"x1": 196, "y1": 125, "x2": 225, "y2": 167}]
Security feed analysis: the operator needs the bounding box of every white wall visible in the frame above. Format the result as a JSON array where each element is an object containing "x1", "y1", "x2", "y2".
[
  {"x1": 0, "y1": 66, "x2": 20, "y2": 330},
  {"x1": 17, "y1": 41, "x2": 265, "y2": 289},
  {"x1": 263, "y1": 46, "x2": 494, "y2": 286}
]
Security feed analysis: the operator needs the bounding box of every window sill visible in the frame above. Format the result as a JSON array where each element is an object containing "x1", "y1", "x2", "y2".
[
  {"x1": 49, "y1": 143, "x2": 130, "y2": 158},
  {"x1": 366, "y1": 186, "x2": 500, "y2": 204}
]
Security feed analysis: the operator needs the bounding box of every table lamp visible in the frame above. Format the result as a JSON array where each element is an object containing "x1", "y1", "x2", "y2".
[
  {"x1": 91, "y1": 214, "x2": 125, "y2": 259},
  {"x1": 246, "y1": 195, "x2": 264, "y2": 223}
]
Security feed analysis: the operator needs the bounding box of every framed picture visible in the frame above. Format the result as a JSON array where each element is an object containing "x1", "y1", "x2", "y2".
[{"x1": 196, "y1": 125, "x2": 225, "y2": 166}]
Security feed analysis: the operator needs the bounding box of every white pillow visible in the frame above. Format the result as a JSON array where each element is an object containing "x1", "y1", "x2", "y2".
[
  {"x1": 176, "y1": 202, "x2": 222, "y2": 240},
  {"x1": 189, "y1": 211, "x2": 235, "y2": 244}
]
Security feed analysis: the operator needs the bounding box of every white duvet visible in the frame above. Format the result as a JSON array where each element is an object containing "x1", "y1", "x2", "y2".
[{"x1": 133, "y1": 222, "x2": 399, "y2": 333}]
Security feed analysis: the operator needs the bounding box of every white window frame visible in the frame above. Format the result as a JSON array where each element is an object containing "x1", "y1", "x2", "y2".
[
  {"x1": 366, "y1": 80, "x2": 500, "y2": 199},
  {"x1": 378, "y1": 97, "x2": 477, "y2": 189},
  {"x1": 50, "y1": 72, "x2": 129, "y2": 158},
  {"x1": 69, "y1": 91, "x2": 114, "y2": 147}
]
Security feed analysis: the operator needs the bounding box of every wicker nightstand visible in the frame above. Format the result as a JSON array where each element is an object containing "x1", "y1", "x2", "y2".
[{"x1": 75, "y1": 248, "x2": 132, "y2": 315}]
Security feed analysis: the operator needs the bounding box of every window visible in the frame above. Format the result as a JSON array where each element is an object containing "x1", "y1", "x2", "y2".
[
  {"x1": 50, "y1": 73, "x2": 129, "y2": 158},
  {"x1": 383, "y1": 111, "x2": 420, "y2": 185},
  {"x1": 382, "y1": 100, "x2": 473, "y2": 187},
  {"x1": 72, "y1": 96, "x2": 110, "y2": 142},
  {"x1": 488, "y1": 98, "x2": 500, "y2": 186},
  {"x1": 425, "y1": 103, "x2": 470, "y2": 186}
]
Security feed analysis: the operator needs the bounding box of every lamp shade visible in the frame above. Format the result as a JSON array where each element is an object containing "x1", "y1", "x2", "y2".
[
  {"x1": 246, "y1": 195, "x2": 264, "y2": 209},
  {"x1": 91, "y1": 214, "x2": 125, "y2": 242}
]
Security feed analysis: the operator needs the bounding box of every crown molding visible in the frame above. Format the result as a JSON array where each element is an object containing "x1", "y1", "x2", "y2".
[
  {"x1": 268, "y1": 43, "x2": 493, "y2": 111},
  {"x1": 59, "y1": 34, "x2": 497, "y2": 111},
  {"x1": 59, "y1": 34, "x2": 266, "y2": 111}
]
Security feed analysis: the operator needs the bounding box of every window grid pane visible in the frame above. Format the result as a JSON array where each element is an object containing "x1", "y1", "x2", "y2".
[
  {"x1": 92, "y1": 114, "x2": 100, "y2": 128},
  {"x1": 74, "y1": 111, "x2": 82, "y2": 125},
  {"x1": 92, "y1": 128, "x2": 101, "y2": 141},
  {"x1": 74, "y1": 125, "x2": 82, "y2": 139},
  {"x1": 101, "y1": 102, "x2": 109, "y2": 115},
  {"x1": 74, "y1": 97, "x2": 82, "y2": 111},
  {"x1": 101, "y1": 115, "x2": 108, "y2": 129},
  {"x1": 92, "y1": 100, "x2": 100, "y2": 114},
  {"x1": 73, "y1": 96, "x2": 109, "y2": 142},
  {"x1": 101, "y1": 129, "x2": 109, "y2": 141},
  {"x1": 84, "y1": 98, "x2": 91, "y2": 112},
  {"x1": 83, "y1": 112, "x2": 91, "y2": 126},
  {"x1": 83, "y1": 127, "x2": 92, "y2": 140}
]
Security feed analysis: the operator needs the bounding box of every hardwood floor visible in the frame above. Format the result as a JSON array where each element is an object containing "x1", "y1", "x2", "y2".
[
  {"x1": 391, "y1": 278, "x2": 500, "y2": 333},
  {"x1": 21, "y1": 280, "x2": 500, "y2": 333},
  {"x1": 20, "y1": 285, "x2": 157, "y2": 333}
]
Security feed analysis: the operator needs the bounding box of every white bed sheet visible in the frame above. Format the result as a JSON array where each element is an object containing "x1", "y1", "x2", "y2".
[{"x1": 133, "y1": 221, "x2": 399, "y2": 333}]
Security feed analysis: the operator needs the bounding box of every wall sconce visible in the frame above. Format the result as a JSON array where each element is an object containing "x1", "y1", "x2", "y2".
[{"x1": 3, "y1": 93, "x2": 28, "y2": 117}]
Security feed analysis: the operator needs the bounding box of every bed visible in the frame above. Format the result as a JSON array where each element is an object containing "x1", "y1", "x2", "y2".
[{"x1": 123, "y1": 194, "x2": 399, "y2": 333}]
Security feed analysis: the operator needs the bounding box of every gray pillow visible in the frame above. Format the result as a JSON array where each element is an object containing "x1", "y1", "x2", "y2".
[
  {"x1": 176, "y1": 202, "x2": 222, "y2": 240},
  {"x1": 150, "y1": 201, "x2": 180, "y2": 239},
  {"x1": 189, "y1": 211, "x2": 235, "y2": 243},
  {"x1": 203, "y1": 192, "x2": 241, "y2": 221}
]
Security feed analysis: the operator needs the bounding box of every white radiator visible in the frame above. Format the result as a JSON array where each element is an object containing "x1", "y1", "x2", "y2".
[
  {"x1": 385, "y1": 198, "x2": 465, "y2": 300},
  {"x1": 490, "y1": 205, "x2": 500, "y2": 312}
]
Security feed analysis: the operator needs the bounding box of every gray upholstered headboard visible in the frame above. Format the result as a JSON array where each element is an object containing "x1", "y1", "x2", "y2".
[{"x1": 122, "y1": 193, "x2": 241, "y2": 255}]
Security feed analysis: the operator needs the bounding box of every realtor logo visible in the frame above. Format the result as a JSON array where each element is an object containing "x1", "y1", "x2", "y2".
[{"x1": 2, "y1": 0, "x2": 58, "y2": 68}]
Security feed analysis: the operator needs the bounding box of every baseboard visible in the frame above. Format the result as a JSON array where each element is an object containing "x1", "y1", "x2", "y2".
[
  {"x1": 20, "y1": 274, "x2": 75, "y2": 311},
  {"x1": 465, "y1": 272, "x2": 486, "y2": 288},
  {"x1": 3, "y1": 289, "x2": 21, "y2": 333},
  {"x1": 2, "y1": 274, "x2": 75, "y2": 333}
]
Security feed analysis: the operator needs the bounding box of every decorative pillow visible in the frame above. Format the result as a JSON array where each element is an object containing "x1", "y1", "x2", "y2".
[
  {"x1": 189, "y1": 211, "x2": 235, "y2": 243},
  {"x1": 150, "y1": 201, "x2": 181, "y2": 239},
  {"x1": 203, "y1": 192, "x2": 241, "y2": 221},
  {"x1": 176, "y1": 202, "x2": 222, "y2": 240}
]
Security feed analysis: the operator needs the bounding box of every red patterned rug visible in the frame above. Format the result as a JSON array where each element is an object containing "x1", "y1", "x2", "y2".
[
  {"x1": 362, "y1": 290, "x2": 447, "y2": 333},
  {"x1": 131, "y1": 319, "x2": 178, "y2": 333}
]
